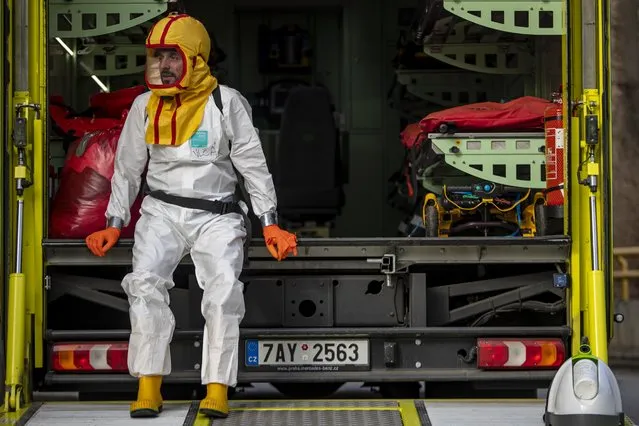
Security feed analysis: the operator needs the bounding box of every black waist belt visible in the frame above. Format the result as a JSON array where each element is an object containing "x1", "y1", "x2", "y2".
[{"x1": 149, "y1": 190, "x2": 243, "y2": 215}]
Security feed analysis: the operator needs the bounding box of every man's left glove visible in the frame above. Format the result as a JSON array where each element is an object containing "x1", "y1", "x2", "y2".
[{"x1": 263, "y1": 225, "x2": 298, "y2": 261}]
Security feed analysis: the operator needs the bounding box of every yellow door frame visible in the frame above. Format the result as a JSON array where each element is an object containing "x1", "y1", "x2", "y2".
[
  {"x1": 564, "y1": 0, "x2": 613, "y2": 359},
  {"x1": 3, "y1": 0, "x2": 46, "y2": 412},
  {"x1": 0, "y1": 0, "x2": 7, "y2": 397}
]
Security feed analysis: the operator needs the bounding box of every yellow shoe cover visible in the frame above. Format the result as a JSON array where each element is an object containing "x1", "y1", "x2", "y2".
[
  {"x1": 198, "y1": 383, "x2": 229, "y2": 418},
  {"x1": 130, "y1": 376, "x2": 164, "y2": 418}
]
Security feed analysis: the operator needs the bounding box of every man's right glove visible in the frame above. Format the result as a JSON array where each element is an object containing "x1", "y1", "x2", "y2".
[{"x1": 86, "y1": 227, "x2": 121, "y2": 257}]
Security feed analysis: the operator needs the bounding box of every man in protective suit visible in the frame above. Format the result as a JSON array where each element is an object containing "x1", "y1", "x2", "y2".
[{"x1": 85, "y1": 13, "x2": 298, "y2": 419}]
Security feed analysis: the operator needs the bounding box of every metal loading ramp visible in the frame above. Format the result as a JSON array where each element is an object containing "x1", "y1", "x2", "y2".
[
  {"x1": 17, "y1": 402, "x2": 194, "y2": 425},
  {"x1": 213, "y1": 400, "x2": 548, "y2": 425},
  {"x1": 8, "y1": 399, "x2": 565, "y2": 426},
  {"x1": 213, "y1": 400, "x2": 407, "y2": 425}
]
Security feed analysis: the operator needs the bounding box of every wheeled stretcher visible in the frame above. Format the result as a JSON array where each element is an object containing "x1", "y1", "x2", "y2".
[
  {"x1": 419, "y1": 132, "x2": 551, "y2": 237},
  {"x1": 397, "y1": 97, "x2": 564, "y2": 238}
]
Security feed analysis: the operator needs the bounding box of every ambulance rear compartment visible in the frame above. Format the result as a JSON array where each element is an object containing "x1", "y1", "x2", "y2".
[{"x1": 40, "y1": 0, "x2": 572, "y2": 401}]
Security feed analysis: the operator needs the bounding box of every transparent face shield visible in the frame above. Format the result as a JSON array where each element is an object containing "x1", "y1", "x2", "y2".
[{"x1": 145, "y1": 47, "x2": 187, "y2": 88}]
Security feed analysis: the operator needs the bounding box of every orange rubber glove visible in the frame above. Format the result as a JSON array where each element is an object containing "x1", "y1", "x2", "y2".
[
  {"x1": 263, "y1": 225, "x2": 298, "y2": 261},
  {"x1": 86, "y1": 227, "x2": 121, "y2": 257}
]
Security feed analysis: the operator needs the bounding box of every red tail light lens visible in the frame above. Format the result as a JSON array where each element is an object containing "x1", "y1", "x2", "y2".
[
  {"x1": 477, "y1": 338, "x2": 565, "y2": 369},
  {"x1": 52, "y1": 342, "x2": 129, "y2": 372}
]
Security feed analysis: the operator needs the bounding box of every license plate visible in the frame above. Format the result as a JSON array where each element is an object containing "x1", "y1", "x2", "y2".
[{"x1": 245, "y1": 339, "x2": 369, "y2": 370}]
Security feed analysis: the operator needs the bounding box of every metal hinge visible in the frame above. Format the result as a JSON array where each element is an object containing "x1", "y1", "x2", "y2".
[{"x1": 367, "y1": 254, "x2": 397, "y2": 287}]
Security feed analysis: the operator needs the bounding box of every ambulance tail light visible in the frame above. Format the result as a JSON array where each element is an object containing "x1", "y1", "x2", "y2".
[
  {"x1": 52, "y1": 342, "x2": 129, "y2": 372},
  {"x1": 477, "y1": 338, "x2": 565, "y2": 369}
]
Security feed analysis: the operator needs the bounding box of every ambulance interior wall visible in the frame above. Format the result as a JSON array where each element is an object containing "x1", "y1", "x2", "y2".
[{"x1": 47, "y1": 0, "x2": 562, "y2": 238}]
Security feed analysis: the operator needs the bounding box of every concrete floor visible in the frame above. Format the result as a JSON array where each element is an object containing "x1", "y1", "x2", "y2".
[{"x1": 617, "y1": 368, "x2": 639, "y2": 422}]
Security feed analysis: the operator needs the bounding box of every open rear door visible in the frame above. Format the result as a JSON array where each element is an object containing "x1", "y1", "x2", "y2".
[{"x1": 0, "y1": 0, "x2": 8, "y2": 398}]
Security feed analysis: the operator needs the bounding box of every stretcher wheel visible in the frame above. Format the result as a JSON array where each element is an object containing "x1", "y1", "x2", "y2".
[
  {"x1": 424, "y1": 205, "x2": 439, "y2": 237},
  {"x1": 438, "y1": 122, "x2": 457, "y2": 134},
  {"x1": 534, "y1": 202, "x2": 547, "y2": 236}
]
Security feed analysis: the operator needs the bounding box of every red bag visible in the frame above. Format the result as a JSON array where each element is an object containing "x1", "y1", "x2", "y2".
[
  {"x1": 419, "y1": 96, "x2": 552, "y2": 134},
  {"x1": 400, "y1": 122, "x2": 427, "y2": 149},
  {"x1": 89, "y1": 85, "x2": 147, "y2": 119},
  {"x1": 49, "y1": 128, "x2": 143, "y2": 239},
  {"x1": 49, "y1": 86, "x2": 146, "y2": 239},
  {"x1": 49, "y1": 97, "x2": 122, "y2": 139},
  {"x1": 49, "y1": 85, "x2": 146, "y2": 138}
]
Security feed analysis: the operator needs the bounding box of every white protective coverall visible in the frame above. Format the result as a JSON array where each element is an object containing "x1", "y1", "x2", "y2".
[
  {"x1": 104, "y1": 86, "x2": 272, "y2": 387},
  {"x1": 85, "y1": 13, "x2": 297, "y2": 418}
]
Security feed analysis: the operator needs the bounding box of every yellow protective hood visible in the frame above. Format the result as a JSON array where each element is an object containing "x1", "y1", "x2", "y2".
[{"x1": 144, "y1": 14, "x2": 217, "y2": 146}]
